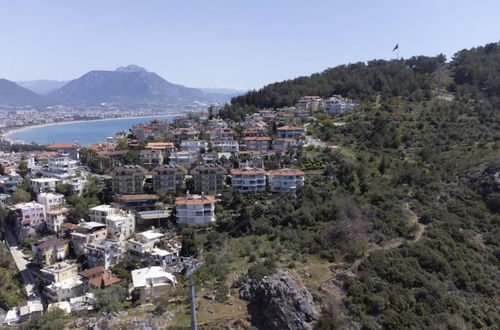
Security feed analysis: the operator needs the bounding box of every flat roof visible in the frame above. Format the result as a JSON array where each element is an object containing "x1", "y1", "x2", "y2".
[{"x1": 131, "y1": 266, "x2": 176, "y2": 288}]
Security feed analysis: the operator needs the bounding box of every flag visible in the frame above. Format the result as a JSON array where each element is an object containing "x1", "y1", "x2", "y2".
[{"x1": 393, "y1": 43, "x2": 399, "y2": 51}]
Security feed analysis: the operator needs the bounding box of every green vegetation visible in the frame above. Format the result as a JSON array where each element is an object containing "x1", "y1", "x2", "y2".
[
  {"x1": 0, "y1": 245, "x2": 26, "y2": 308},
  {"x1": 211, "y1": 42, "x2": 500, "y2": 329},
  {"x1": 21, "y1": 308, "x2": 70, "y2": 330}
]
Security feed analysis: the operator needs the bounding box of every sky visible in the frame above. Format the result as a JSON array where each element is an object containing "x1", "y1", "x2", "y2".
[{"x1": 1, "y1": 0, "x2": 499, "y2": 90}]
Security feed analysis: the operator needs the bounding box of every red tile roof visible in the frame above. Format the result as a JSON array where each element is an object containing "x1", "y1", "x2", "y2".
[{"x1": 175, "y1": 195, "x2": 216, "y2": 205}]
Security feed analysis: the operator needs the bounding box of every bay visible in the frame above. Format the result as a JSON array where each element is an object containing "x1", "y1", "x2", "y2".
[{"x1": 6, "y1": 115, "x2": 177, "y2": 145}]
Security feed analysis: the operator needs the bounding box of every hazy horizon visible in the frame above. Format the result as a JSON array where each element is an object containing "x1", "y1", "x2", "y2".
[{"x1": 1, "y1": 0, "x2": 500, "y2": 90}]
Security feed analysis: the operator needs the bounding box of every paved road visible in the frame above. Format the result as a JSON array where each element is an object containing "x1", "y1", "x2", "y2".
[{"x1": 5, "y1": 230, "x2": 37, "y2": 299}]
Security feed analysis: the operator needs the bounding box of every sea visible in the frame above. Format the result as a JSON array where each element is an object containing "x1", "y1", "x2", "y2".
[{"x1": 6, "y1": 115, "x2": 177, "y2": 146}]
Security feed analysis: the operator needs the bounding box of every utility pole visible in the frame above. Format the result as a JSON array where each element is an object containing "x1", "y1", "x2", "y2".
[{"x1": 179, "y1": 257, "x2": 204, "y2": 330}]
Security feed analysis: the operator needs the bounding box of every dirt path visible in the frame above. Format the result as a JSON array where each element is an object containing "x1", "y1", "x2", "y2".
[{"x1": 320, "y1": 203, "x2": 426, "y2": 284}]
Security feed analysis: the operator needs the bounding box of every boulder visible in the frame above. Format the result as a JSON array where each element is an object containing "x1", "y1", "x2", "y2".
[{"x1": 240, "y1": 270, "x2": 318, "y2": 329}]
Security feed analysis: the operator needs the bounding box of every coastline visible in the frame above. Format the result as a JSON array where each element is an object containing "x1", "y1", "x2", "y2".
[{"x1": 1, "y1": 113, "x2": 184, "y2": 143}]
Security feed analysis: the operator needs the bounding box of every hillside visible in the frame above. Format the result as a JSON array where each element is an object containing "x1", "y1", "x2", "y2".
[
  {"x1": 48, "y1": 65, "x2": 231, "y2": 108},
  {"x1": 0, "y1": 79, "x2": 51, "y2": 107},
  {"x1": 16, "y1": 80, "x2": 68, "y2": 95},
  {"x1": 203, "y1": 43, "x2": 499, "y2": 329}
]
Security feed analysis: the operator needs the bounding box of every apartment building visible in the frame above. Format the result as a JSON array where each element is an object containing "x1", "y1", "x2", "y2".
[
  {"x1": 40, "y1": 261, "x2": 79, "y2": 284},
  {"x1": 268, "y1": 168, "x2": 305, "y2": 193},
  {"x1": 131, "y1": 266, "x2": 176, "y2": 305},
  {"x1": 169, "y1": 151, "x2": 198, "y2": 166},
  {"x1": 244, "y1": 136, "x2": 272, "y2": 153},
  {"x1": 105, "y1": 212, "x2": 135, "y2": 242},
  {"x1": 212, "y1": 140, "x2": 239, "y2": 153},
  {"x1": 180, "y1": 140, "x2": 208, "y2": 153},
  {"x1": 84, "y1": 239, "x2": 124, "y2": 269},
  {"x1": 276, "y1": 125, "x2": 304, "y2": 139},
  {"x1": 44, "y1": 153, "x2": 78, "y2": 178},
  {"x1": 46, "y1": 143, "x2": 79, "y2": 160},
  {"x1": 273, "y1": 138, "x2": 299, "y2": 151},
  {"x1": 111, "y1": 165, "x2": 148, "y2": 195},
  {"x1": 31, "y1": 236, "x2": 69, "y2": 265},
  {"x1": 139, "y1": 149, "x2": 164, "y2": 166},
  {"x1": 37, "y1": 192, "x2": 65, "y2": 210},
  {"x1": 150, "y1": 164, "x2": 185, "y2": 194},
  {"x1": 324, "y1": 95, "x2": 358, "y2": 116},
  {"x1": 46, "y1": 207, "x2": 69, "y2": 233},
  {"x1": 88, "y1": 205, "x2": 117, "y2": 223},
  {"x1": 31, "y1": 178, "x2": 59, "y2": 193},
  {"x1": 70, "y1": 222, "x2": 107, "y2": 256},
  {"x1": 295, "y1": 96, "x2": 323, "y2": 111},
  {"x1": 128, "y1": 230, "x2": 165, "y2": 256},
  {"x1": 230, "y1": 168, "x2": 267, "y2": 193},
  {"x1": 175, "y1": 194, "x2": 216, "y2": 225},
  {"x1": 11, "y1": 201, "x2": 46, "y2": 239},
  {"x1": 191, "y1": 164, "x2": 227, "y2": 194}
]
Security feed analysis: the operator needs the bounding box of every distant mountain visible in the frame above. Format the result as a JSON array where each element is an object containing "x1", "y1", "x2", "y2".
[
  {"x1": 48, "y1": 65, "x2": 232, "y2": 108},
  {"x1": 16, "y1": 80, "x2": 68, "y2": 95},
  {"x1": 198, "y1": 87, "x2": 245, "y2": 96},
  {"x1": 0, "y1": 79, "x2": 50, "y2": 106}
]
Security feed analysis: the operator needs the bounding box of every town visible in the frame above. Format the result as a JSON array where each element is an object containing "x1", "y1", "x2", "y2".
[{"x1": 0, "y1": 95, "x2": 356, "y2": 325}]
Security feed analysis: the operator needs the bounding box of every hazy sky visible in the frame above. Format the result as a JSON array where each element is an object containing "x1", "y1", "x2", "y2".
[{"x1": 1, "y1": 0, "x2": 499, "y2": 90}]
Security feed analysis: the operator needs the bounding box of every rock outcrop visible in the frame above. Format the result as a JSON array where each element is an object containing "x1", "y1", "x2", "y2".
[{"x1": 240, "y1": 270, "x2": 318, "y2": 330}]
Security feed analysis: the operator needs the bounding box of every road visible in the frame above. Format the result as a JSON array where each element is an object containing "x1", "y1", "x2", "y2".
[{"x1": 5, "y1": 230, "x2": 38, "y2": 300}]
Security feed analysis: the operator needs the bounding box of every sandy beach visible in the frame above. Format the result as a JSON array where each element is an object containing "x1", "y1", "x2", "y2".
[{"x1": 1, "y1": 113, "x2": 184, "y2": 142}]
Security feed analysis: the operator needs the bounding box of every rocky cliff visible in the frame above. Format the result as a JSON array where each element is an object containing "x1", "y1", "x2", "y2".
[{"x1": 240, "y1": 270, "x2": 318, "y2": 330}]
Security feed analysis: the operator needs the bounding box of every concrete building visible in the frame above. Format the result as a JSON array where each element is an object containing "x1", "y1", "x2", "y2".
[
  {"x1": 45, "y1": 277, "x2": 84, "y2": 303},
  {"x1": 37, "y1": 192, "x2": 65, "y2": 211},
  {"x1": 180, "y1": 140, "x2": 208, "y2": 153},
  {"x1": 111, "y1": 165, "x2": 148, "y2": 195},
  {"x1": 84, "y1": 239, "x2": 124, "y2": 269},
  {"x1": 131, "y1": 266, "x2": 176, "y2": 305},
  {"x1": 268, "y1": 168, "x2": 305, "y2": 193},
  {"x1": 191, "y1": 164, "x2": 227, "y2": 195},
  {"x1": 175, "y1": 194, "x2": 216, "y2": 225},
  {"x1": 296, "y1": 96, "x2": 323, "y2": 112},
  {"x1": 105, "y1": 212, "x2": 135, "y2": 242},
  {"x1": 212, "y1": 140, "x2": 239, "y2": 153},
  {"x1": 32, "y1": 236, "x2": 69, "y2": 265},
  {"x1": 273, "y1": 138, "x2": 299, "y2": 151},
  {"x1": 11, "y1": 202, "x2": 46, "y2": 239},
  {"x1": 244, "y1": 136, "x2": 272, "y2": 153},
  {"x1": 128, "y1": 230, "x2": 165, "y2": 256},
  {"x1": 324, "y1": 95, "x2": 358, "y2": 116},
  {"x1": 44, "y1": 153, "x2": 79, "y2": 178},
  {"x1": 230, "y1": 168, "x2": 267, "y2": 193},
  {"x1": 140, "y1": 149, "x2": 164, "y2": 166},
  {"x1": 46, "y1": 207, "x2": 69, "y2": 233},
  {"x1": 40, "y1": 261, "x2": 79, "y2": 284},
  {"x1": 169, "y1": 151, "x2": 198, "y2": 166},
  {"x1": 115, "y1": 194, "x2": 158, "y2": 211},
  {"x1": 276, "y1": 125, "x2": 304, "y2": 139},
  {"x1": 70, "y1": 222, "x2": 107, "y2": 256},
  {"x1": 31, "y1": 178, "x2": 59, "y2": 193},
  {"x1": 46, "y1": 143, "x2": 79, "y2": 159},
  {"x1": 150, "y1": 165, "x2": 186, "y2": 194},
  {"x1": 88, "y1": 205, "x2": 118, "y2": 223}
]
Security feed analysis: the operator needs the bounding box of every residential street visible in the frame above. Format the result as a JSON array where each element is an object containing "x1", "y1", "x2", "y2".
[{"x1": 5, "y1": 230, "x2": 38, "y2": 300}]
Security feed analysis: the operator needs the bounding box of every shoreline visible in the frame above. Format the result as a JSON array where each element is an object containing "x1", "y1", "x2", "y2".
[{"x1": 2, "y1": 113, "x2": 184, "y2": 143}]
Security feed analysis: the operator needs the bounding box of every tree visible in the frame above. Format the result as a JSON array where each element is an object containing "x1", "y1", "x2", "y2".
[
  {"x1": 116, "y1": 137, "x2": 129, "y2": 150},
  {"x1": 92, "y1": 284, "x2": 128, "y2": 313},
  {"x1": 123, "y1": 150, "x2": 140, "y2": 165},
  {"x1": 22, "y1": 308, "x2": 68, "y2": 330},
  {"x1": 12, "y1": 188, "x2": 31, "y2": 204}
]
